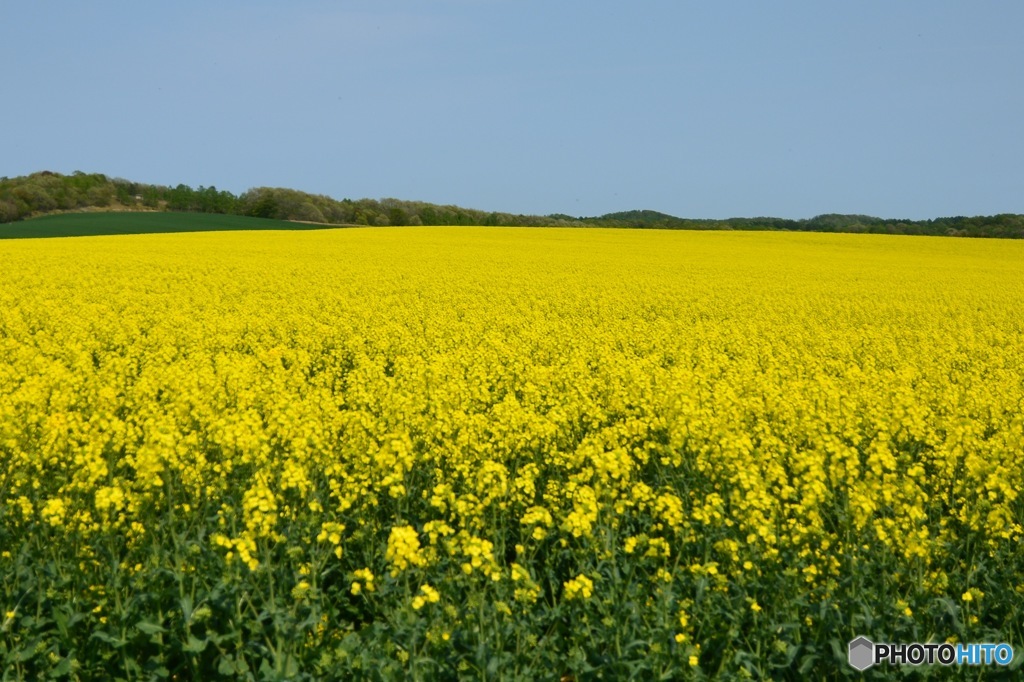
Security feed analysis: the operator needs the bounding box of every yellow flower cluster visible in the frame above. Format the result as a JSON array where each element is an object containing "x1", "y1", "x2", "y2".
[
  {"x1": 317, "y1": 521, "x2": 346, "y2": 559},
  {"x1": 2, "y1": 226, "x2": 1023, "y2": 631},
  {"x1": 456, "y1": 533, "x2": 501, "y2": 580},
  {"x1": 351, "y1": 568, "x2": 376, "y2": 595},
  {"x1": 563, "y1": 574, "x2": 595, "y2": 601},
  {"x1": 412, "y1": 584, "x2": 441, "y2": 610},
  {"x1": 510, "y1": 563, "x2": 541, "y2": 604},
  {"x1": 386, "y1": 525, "x2": 427, "y2": 576}
]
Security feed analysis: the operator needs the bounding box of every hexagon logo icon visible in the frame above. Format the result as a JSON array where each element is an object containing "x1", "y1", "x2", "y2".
[{"x1": 848, "y1": 636, "x2": 875, "y2": 671}]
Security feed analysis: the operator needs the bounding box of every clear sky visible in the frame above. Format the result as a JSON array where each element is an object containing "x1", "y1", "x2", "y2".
[{"x1": 3, "y1": 1, "x2": 1022, "y2": 220}]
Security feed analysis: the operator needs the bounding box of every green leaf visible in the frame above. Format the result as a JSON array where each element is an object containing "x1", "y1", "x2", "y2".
[
  {"x1": 180, "y1": 596, "x2": 194, "y2": 623},
  {"x1": 14, "y1": 640, "x2": 39, "y2": 662},
  {"x1": 218, "y1": 655, "x2": 236, "y2": 676},
  {"x1": 828, "y1": 638, "x2": 847, "y2": 665},
  {"x1": 338, "y1": 633, "x2": 361, "y2": 653},
  {"x1": 136, "y1": 620, "x2": 167, "y2": 635},
  {"x1": 184, "y1": 635, "x2": 209, "y2": 653},
  {"x1": 52, "y1": 656, "x2": 74, "y2": 677},
  {"x1": 53, "y1": 609, "x2": 68, "y2": 637},
  {"x1": 91, "y1": 630, "x2": 127, "y2": 648}
]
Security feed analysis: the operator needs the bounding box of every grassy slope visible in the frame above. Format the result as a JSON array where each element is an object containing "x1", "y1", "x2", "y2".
[{"x1": 0, "y1": 212, "x2": 339, "y2": 239}]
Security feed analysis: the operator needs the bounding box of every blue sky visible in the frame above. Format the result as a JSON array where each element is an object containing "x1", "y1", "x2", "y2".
[{"x1": 2, "y1": 1, "x2": 1021, "y2": 219}]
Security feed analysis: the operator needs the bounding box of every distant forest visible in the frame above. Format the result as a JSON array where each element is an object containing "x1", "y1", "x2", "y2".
[{"x1": 2, "y1": 171, "x2": 1023, "y2": 238}]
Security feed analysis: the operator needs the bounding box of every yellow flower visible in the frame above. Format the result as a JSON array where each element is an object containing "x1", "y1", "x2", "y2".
[
  {"x1": 5, "y1": 221, "x2": 1024, "y2": 678},
  {"x1": 420, "y1": 584, "x2": 440, "y2": 604},
  {"x1": 412, "y1": 584, "x2": 441, "y2": 610},
  {"x1": 316, "y1": 521, "x2": 345, "y2": 545},
  {"x1": 564, "y1": 574, "x2": 594, "y2": 601},
  {"x1": 352, "y1": 568, "x2": 376, "y2": 594},
  {"x1": 512, "y1": 564, "x2": 541, "y2": 603},
  {"x1": 385, "y1": 525, "x2": 426, "y2": 575},
  {"x1": 41, "y1": 498, "x2": 68, "y2": 527}
]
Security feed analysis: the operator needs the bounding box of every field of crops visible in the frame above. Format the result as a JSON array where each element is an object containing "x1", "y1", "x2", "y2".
[
  {"x1": 2, "y1": 226, "x2": 1023, "y2": 679},
  {"x1": 0, "y1": 212, "x2": 319, "y2": 240}
]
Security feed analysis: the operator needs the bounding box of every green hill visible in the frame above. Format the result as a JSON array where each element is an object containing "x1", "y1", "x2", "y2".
[
  {"x1": 2, "y1": 170, "x2": 1022, "y2": 238},
  {"x1": 0, "y1": 212, "x2": 333, "y2": 240},
  {"x1": 0, "y1": 171, "x2": 574, "y2": 230}
]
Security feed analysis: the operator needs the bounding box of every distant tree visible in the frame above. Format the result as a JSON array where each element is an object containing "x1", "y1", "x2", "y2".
[
  {"x1": 141, "y1": 187, "x2": 163, "y2": 208},
  {"x1": 294, "y1": 201, "x2": 326, "y2": 223},
  {"x1": 419, "y1": 206, "x2": 440, "y2": 225},
  {"x1": 13, "y1": 182, "x2": 57, "y2": 213},
  {"x1": 387, "y1": 206, "x2": 408, "y2": 226},
  {"x1": 0, "y1": 198, "x2": 20, "y2": 222},
  {"x1": 166, "y1": 184, "x2": 196, "y2": 211},
  {"x1": 86, "y1": 185, "x2": 115, "y2": 207},
  {"x1": 242, "y1": 189, "x2": 280, "y2": 219}
]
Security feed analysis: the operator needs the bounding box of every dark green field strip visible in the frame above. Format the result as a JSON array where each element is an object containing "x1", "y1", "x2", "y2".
[{"x1": 0, "y1": 212, "x2": 342, "y2": 239}]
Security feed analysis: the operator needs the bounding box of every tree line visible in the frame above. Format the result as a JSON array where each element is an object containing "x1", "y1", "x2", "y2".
[
  {"x1": 0, "y1": 172, "x2": 576, "y2": 229},
  {"x1": 2, "y1": 171, "x2": 1022, "y2": 238},
  {"x1": 584, "y1": 209, "x2": 1024, "y2": 239}
]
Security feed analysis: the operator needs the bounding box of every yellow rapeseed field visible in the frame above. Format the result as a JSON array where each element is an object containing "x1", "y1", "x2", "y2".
[{"x1": 2, "y1": 227, "x2": 1023, "y2": 678}]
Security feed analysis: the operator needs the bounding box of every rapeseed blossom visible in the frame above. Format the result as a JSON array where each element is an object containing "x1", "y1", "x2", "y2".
[
  {"x1": 2, "y1": 227, "x2": 1023, "y2": 678},
  {"x1": 386, "y1": 526, "x2": 426, "y2": 575},
  {"x1": 564, "y1": 575, "x2": 594, "y2": 600}
]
